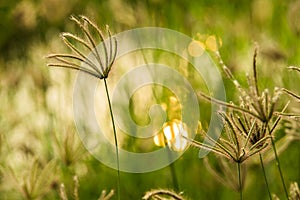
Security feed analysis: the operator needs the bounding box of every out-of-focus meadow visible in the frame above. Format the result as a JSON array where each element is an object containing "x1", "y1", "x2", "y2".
[{"x1": 0, "y1": 0, "x2": 300, "y2": 199}]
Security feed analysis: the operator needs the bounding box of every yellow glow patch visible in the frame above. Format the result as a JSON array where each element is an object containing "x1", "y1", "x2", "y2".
[
  {"x1": 163, "y1": 125, "x2": 174, "y2": 141},
  {"x1": 205, "y1": 35, "x2": 222, "y2": 52},
  {"x1": 153, "y1": 120, "x2": 189, "y2": 152},
  {"x1": 154, "y1": 132, "x2": 166, "y2": 147},
  {"x1": 188, "y1": 40, "x2": 205, "y2": 57}
]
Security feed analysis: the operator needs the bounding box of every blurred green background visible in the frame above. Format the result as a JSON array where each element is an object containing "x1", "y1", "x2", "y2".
[{"x1": 0, "y1": 0, "x2": 300, "y2": 199}]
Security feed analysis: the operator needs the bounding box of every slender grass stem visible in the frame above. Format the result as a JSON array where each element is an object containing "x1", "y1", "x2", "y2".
[
  {"x1": 270, "y1": 135, "x2": 289, "y2": 199},
  {"x1": 252, "y1": 45, "x2": 259, "y2": 97},
  {"x1": 266, "y1": 103, "x2": 289, "y2": 199},
  {"x1": 268, "y1": 103, "x2": 289, "y2": 200},
  {"x1": 237, "y1": 162, "x2": 243, "y2": 200},
  {"x1": 103, "y1": 78, "x2": 120, "y2": 200},
  {"x1": 259, "y1": 153, "x2": 272, "y2": 200}
]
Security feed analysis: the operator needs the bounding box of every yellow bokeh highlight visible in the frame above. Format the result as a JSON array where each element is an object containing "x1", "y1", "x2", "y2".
[
  {"x1": 163, "y1": 125, "x2": 174, "y2": 141},
  {"x1": 188, "y1": 40, "x2": 206, "y2": 57},
  {"x1": 205, "y1": 35, "x2": 222, "y2": 52},
  {"x1": 153, "y1": 132, "x2": 166, "y2": 147},
  {"x1": 153, "y1": 120, "x2": 188, "y2": 152},
  {"x1": 193, "y1": 33, "x2": 222, "y2": 52}
]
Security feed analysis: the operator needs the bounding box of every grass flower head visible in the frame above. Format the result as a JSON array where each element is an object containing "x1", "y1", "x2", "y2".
[{"x1": 47, "y1": 15, "x2": 117, "y2": 79}]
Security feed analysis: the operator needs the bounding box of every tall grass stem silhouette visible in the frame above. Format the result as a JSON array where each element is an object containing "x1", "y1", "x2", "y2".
[
  {"x1": 237, "y1": 162, "x2": 242, "y2": 200},
  {"x1": 104, "y1": 78, "x2": 120, "y2": 200},
  {"x1": 259, "y1": 153, "x2": 272, "y2": 200}
]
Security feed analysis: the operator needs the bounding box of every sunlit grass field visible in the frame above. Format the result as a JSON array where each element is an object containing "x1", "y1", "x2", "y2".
[{"x1": 0, "y1": 1, "x2": 300, "y2": 199}]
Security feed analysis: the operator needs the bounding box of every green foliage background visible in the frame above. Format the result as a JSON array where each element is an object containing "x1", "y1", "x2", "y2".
[{"x1": 0, "y1": 0, "x2": 299, "y2": 199}]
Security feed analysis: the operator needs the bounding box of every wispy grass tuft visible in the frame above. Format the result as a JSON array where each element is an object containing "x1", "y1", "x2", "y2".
[{"x1": 7, "y1": 159, "x2": 57, "y2": 200}]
